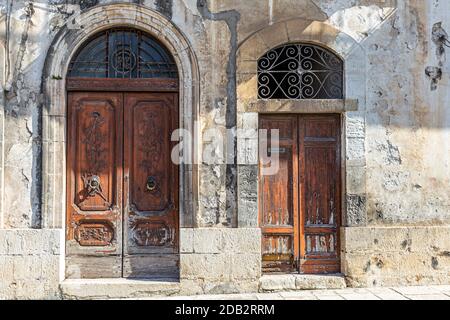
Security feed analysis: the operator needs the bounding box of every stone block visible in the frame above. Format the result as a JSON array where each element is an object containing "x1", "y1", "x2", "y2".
[
  {"x1": 0, "y1": 231, "x2": 8, "y2": 254},
  {"x1": 346, "y1": 137, "x2": 366, "y2": 162},
  {"x1": 346, "y1": 166, "x2": 366, "y2": 195},
  {"x1": 341, "y1": 227, "x2": 374, "y2": 252},
  {"x1": 22, "y1": 230, "x2": 45, "y2": 255},
  {"x1": 259, "y1": 275, "x2": 296, "y2": 291},
  {"x1": 60, "y1": 278, "x2": 180, "y2": 299},
  {"x1": 272, "y1": 1, "x2": 326, "y2": 23},
  {"x1": 14, "y1": 280, "x2": 47, "y2": 300},
  {"x1": 240, "y1": 113, "x2": 258, "y2": 130},
  {"x1": 295, "y1": 275, "x2": 347, "y2": 290},
  {"x1": 180, "y1": 253, "x2": 232, "y2": 281},
  {"x1": 2, "y1": 229, "x2": 61, "y2": 256},
  {"x1": 0, "y1": 256, "x2": 14, "y2": 282},
  {"x1": 179, "y1": 279, "x2": 205, "y2": 296},
  {"x1": 237, "y1": 34, "x2": 269, "y2": 61},
  {"x1": 238, "y1": 197, "x2": 258, "y2": 227},
  {"x1": 345, "y1": 113, "x2": 365, "y2": 138},
  {"x1": 237, "y1": 137, "x2": 258, "y2": 165},
  {"x1": 5, "y1": 231, "x2": 23, "y2": 255},
  {"x1": 40, "y1": 255, "x2": 60, "y2": 281},
  {"x1": 221, "y1": 228, "x2": 261, "y2": 254},
  {"x1": 0, "y1": 282, "x2": 15, "y2": 300},
  {"x1": 231, "y1": 253, "x2": 261, "y2": 280},
  {"x1": 193, "y1": 228, "x2": 223, "y2": 254},
  {"x1": 13, "y1": 256, "x2": 42, "y2": 281},
  {"x1": 257, "y1": 21, "x2": 289, "y2": 50},
  {"x1": 345, "y1": 194, "x2": 367, "y2": 226},
  {"x1": 180, "y1": 228, "x2": 194, "y2": 253},
  {"x1": 237, "y1": 165, "x2": 258, "y2": 199}
]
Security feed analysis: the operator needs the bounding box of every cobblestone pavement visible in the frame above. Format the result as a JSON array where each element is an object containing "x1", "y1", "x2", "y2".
[{"x1": 157, "y1": 285, "x2": 450, "y2": 300}]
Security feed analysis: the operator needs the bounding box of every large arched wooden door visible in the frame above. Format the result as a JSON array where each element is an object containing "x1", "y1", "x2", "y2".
[{"x1": 65, "y1": 28, "x2": 179, "y2": 279}]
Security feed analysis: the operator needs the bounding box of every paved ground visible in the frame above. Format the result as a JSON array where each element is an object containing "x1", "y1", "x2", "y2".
[{"x1": 159, "y1": 285, "x2": 450, "y2": 300}]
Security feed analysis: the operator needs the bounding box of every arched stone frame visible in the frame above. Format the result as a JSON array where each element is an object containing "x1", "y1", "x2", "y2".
[
  {"x1": 236, "y1": 19, "x2": 368, "y2": 235},
  {"x1": 41, "y1": 3, "x2": 199, "y2": 250}
]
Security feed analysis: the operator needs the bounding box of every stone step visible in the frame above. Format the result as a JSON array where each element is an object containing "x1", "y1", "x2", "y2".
[
  {"x1": 60, "y1": 278, "x2": 181, "y2": 299},
  {"x1": 259, "y1": 274, "x2": 347, "y2": 292}
]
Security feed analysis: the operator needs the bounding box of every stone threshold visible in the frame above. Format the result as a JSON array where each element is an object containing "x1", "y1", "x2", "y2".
[
  {"x1": 259, "y1": 274, "x2": 347, "y2": 292},
  {"x1": 60, "y1": 278, "x2": 181, "y2": 299}
]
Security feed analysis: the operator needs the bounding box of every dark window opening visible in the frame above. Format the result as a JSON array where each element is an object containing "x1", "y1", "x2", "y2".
[
  {"x1": 68, "y1": 28, "x2": 178, "y2": 79},
  {"x1": 258, "y1": 43, "x2": 343, "y2": 99}
]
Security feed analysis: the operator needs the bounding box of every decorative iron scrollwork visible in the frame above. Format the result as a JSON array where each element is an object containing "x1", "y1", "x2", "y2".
[
  {"x1": 68, "y1": 28, "x2": 178, "y2": 79},
  {"x1": 258, "y1": 43, "x2": 344, "y2": 99},
  {"x1": 111, "y1": 46, "x2": 137, "y2": 75}
]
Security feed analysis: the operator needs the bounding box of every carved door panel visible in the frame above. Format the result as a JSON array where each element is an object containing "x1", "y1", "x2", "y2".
[
  {"x1": 66, "y1": 92, "x2": 123, "y2": 278},
  {"x1": 259, "y1": 115, "x2": 299, "y2": 273},
  {"x1": 123, "y1": 93, "x2": 179, "y2": 278},
  {"x1": 259, "y1": 114, "x2": 341, "y2": 274}
]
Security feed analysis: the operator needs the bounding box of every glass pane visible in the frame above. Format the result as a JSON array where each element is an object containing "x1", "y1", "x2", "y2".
[
  {"x1": 68, "y1": 28, "x2": 178, "y2": 79},
  {"x1": 68, "y1": 34, "x2": 108, "y2": 78}
]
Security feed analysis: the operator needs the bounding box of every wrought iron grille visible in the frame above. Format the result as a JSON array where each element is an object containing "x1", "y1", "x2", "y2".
[
  {"x1": 68, "y1": 28, "x2": 178, "y2": 78},
  {"x1": 258, "y1": 43, "x2": 343, "y2": 99}
]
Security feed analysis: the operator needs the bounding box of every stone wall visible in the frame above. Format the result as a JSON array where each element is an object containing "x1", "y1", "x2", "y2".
[
  {"x1": 0, "y1": 229, "x2": 60, "y2": 299},
  {"x1": 342, "y1": 226, "x2": 450, "y2": 287},
  {"x1": 0, "y1": 0, "x2": 449, "y2": 299},
  {"x1": 180, "y1": 228, "x2": 261, "y2": 293}
]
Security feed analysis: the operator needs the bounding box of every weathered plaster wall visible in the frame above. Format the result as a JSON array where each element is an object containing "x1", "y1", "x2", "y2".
[
  {"x1": 363, "y1": 1, "x2": 450, "y2": 225},
  {"x1": 0, "y1": 0, "x2": 449, "y2": 298}
]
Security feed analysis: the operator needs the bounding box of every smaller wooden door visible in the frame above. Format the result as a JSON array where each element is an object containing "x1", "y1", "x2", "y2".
[{"x1": 259, "y1": 114, "x2": 341, "y2": 274}]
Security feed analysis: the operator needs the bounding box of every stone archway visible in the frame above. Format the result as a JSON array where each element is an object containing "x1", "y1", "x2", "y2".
[{"x1": 40, "y1": 4, "x2": 199, "y2": 273}]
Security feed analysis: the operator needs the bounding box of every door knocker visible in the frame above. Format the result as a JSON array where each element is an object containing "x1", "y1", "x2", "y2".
[
  {"x1": 82, "y1": 174, "x2": 108, "y2": 201},
  {"x1": 146, "y1": 176, "x2": 157, "y2": 192}
]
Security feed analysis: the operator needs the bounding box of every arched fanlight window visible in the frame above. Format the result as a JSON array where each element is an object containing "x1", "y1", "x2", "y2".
[
  {"x1": 258, "y1": 43, "x2": 343, "y2": 99},
  {"x1": 68, "y1": 28, "x2": 178, "y2": 78}
]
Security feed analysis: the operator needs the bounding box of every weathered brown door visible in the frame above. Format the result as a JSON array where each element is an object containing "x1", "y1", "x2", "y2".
[
  {"x1": 259, "y1": 114, "x2": 341, "y2": 274},
  {"x1": 123, "y1": 93, "x2": 179, "y2": 278},
  {"x1": 66, "y1": 91, "x2": 179, "y2": 279}
]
